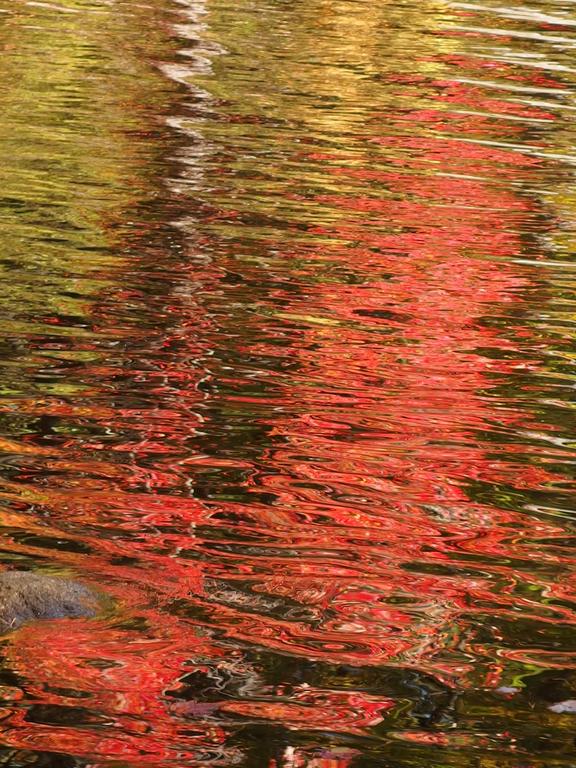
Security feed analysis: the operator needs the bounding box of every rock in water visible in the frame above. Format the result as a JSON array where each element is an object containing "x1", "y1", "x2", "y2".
[
  {"x1": 549, "y1": 699, "x2": 576, "y2": 714},
  {"x1": 0, "y1": 571, "x2": 101, "y2": 634}
]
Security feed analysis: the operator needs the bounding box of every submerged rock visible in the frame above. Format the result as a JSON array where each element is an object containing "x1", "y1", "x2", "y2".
[{"x1": 0, "y1": 571, "x2": 101, "y2": 634}]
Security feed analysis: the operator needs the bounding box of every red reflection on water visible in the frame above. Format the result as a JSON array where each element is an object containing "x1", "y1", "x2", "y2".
[
  {"x1": 0, "y1": 11, "x2": 575, "y2": 767},
  {"x1": 191, "y1": 84, "x2": 573, "y2": 675},
  {"x1": 3, "y1": 619, "x2": 234, "y2": 764}
]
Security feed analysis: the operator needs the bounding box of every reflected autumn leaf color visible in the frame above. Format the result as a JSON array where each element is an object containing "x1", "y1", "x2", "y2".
[{"x1": 0, "y1": 0, "x2": 575, "y2": 766}]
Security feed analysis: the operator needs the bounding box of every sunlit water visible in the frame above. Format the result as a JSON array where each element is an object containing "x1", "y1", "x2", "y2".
[{"x1": 0, "y1": 0, "x2": 575, "y2": 765}]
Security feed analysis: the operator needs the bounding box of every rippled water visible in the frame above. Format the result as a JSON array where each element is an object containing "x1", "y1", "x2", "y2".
[{"x1": 0, "y1": 0, "x2": 575, "y2": 765}]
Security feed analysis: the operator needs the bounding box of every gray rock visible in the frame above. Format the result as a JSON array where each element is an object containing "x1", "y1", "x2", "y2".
[
  {"x1": 0, "y1": 571, "x2": 101, "y2": 634},
  {"x1": 549, "y1": 699, "x2": 576, "y2": 714}
]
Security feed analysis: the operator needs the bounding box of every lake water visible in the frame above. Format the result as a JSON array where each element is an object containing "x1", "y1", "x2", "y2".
[{"x1": 0, "y1": 0, "x2": 575, "y2": 766}]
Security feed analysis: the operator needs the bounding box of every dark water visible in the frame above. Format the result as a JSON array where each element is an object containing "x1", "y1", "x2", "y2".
[{"x1": 0, "y1": 0, "x2": 575, "y2": 765}]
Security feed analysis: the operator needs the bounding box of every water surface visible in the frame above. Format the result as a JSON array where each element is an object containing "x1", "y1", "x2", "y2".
[{"x1": 0, "y1": 0, "x2": 575, "y2": 766}]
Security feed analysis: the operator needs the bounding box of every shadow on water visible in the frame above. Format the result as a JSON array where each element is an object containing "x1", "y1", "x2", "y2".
[{"x1": 0, "y1": 0, "x2": 576, "y2": 765}]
